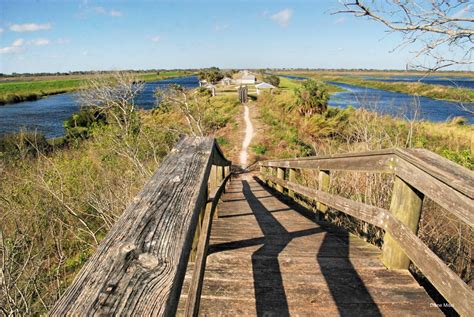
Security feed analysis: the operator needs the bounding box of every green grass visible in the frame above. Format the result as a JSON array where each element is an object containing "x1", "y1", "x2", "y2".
[
  {"x1": 278, "y1": 75, "x2": 345, "y2": 94},
  {"x1": 0, "y1": 70, "x2": 193, "y2": 105},
  {"x1": 280, "y1": 71, "x2": 474, "y2": 103}
]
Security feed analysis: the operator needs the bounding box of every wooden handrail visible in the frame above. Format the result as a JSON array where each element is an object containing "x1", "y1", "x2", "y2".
[
  {"x1": 258, "y1": 148, "x2": 474, "y2": 317},
  {"x1": 260, "y1": 148, "x2": 473, "y2": 227},
  {"x1": 50, "y1": 136, "x2": 231, "y2": 316}
]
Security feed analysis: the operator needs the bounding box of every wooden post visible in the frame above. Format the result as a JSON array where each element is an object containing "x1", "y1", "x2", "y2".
[
  {"x1": 190, "y1": 193, "x2": 205, "y2": 262},
  {"x1": 382, "y1": 176, "x2": 424, "y2": 270},
  {"x1": 276, "y1": 167, "x2": 285, "y2": 193},
  {"x1": 214, "y1": 166, "x2": 224, "y2": 218},
  {"x1": 224, "y1": 165, "x2": 230, "y2": 177},
  {"x1": 209, "y1": 165, "x2": 217, "y2": 191},
  {"x1": 288, "y1": 168, "x2": 296, "y2": 199},
  {"x1": 317, "y1": 170, "x2": 330, "y2": 213}
]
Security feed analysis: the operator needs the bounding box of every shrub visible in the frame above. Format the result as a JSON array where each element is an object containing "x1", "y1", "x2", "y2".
[{"x1": 293, "y1": 79, "x2": 329, "y2": 116}]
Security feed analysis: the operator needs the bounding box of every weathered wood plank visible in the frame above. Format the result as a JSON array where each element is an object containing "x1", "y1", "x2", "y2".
[
  {"x1": 261, "y1": 152, "x2": 396, "y2": 173},
  {"x1": 317, "y1": 170, "x2": 330, "y2": 213},
  {"x1": 383, "y1": 177, "x2": 424, "y2": 269},
  {"x1": 260, "y1": 174, "x2": 474, "y2": 316},
  {"x1": 395, "y1": 148, "x2": 474, "y2": 198},
  {"x1": 395, "y1": 159, "x2": 473, "y2": 227},
  {"x1": 184, "y1": 176, "x2": 442, "y2": 316},
  {"x1": 50, "y1": 137, "x2": 216, "y2": 316},
  {"x1": 184, "y1": 173, "x2": 232, "y2": 317}
]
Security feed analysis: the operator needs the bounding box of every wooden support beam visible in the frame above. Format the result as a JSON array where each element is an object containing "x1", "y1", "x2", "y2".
[
  {"x1": 288, "y1": 168, "x2": 296, "y2": 199},
  {"x1": 214, "y1": 166, "x2": 224, "y2": 219},
  {"x1": 317, "y1": 170, "x2": 330, "y2": 213},
  {"x1": 382, "y1": 176, "x2": 424, "y2": 270},
  {"x1": 276, "y1": 167, "x2": 285, "y2": 193}
]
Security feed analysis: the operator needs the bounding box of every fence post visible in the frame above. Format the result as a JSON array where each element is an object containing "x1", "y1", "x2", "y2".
[
  {"x1": 288, "y1": 168, "x2": 296, "y2": 198},
  {"x1": 317, "y1": 170, "x2": 330, "y2": 213},
  {"x1": 276, "y1": 167, "x2": 285, "y2": 193},
  {"x1": 190, "y1": 189, "x2": 206, "y2": 262},
  {"x1": 214, "y1": 166, "x2": 224, "y2": 218},
  {"x1": 382, "y1": 176, "x2": 424, "y2": 270}
]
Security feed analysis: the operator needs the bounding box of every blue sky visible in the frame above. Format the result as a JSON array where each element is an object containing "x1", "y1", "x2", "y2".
[{"x1": 0, "y1": 0, "x2": 447, "y2": 73}]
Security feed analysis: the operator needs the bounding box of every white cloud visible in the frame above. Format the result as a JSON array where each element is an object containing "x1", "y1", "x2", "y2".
[
  {"x1": 12, "y1": 38, "x2": 24, "y2": 47},
  {"x1": 270, "y1": 9, "x2": 293, "y2": 27},
  {"x1": 10, "y1": 23, "x2": 52, "y2": 32},
  {"x1": 0, "y1": 38, "x2": 24, "y2": 54},
  {"x1": 334, "y1": 17, "x2": 346, "y2": 24},
  {"x1": 30, "y1": 38, "x2": 50, "y2": 46},
  {"x1": 94, "y1": 6, "x2": 123, "y2": 17},
  {"x1": 150, "y1": 35, "x2": 161, "y2": 42}
]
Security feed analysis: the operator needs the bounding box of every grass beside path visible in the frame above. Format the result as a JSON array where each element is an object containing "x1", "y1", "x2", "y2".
[{"x1": 0, "y1": 70, "x2": 193, "y2": 105}]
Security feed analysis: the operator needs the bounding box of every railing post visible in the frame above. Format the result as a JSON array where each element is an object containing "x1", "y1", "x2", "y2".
[
  {"x1": 276, "y1": 167, "x2": 285, "y2": 193},
  {"x1": 190, "y1": 189, "x2": 206, "y2": 262},
  {"x1": 214, "y1": 166, "x2": 224, "y2": 218},
  {"x1": 317, "y1": 170, "x2": 330, "y2": 213},
  {"x1": 288, "y1": 168, "x2": 296, "y2": 198},
  {"x1": 382, "y1": 176, "x2": 424, "y2": 270}
]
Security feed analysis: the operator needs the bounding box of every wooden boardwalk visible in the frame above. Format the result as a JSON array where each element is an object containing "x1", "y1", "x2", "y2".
[{"x1": 180, "y1": 174, "x2": 442, "y2": 316}]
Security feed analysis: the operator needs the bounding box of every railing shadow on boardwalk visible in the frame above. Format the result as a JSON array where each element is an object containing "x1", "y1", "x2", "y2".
[
  {"x1": 252, "y1": 176, "x2": 382, "y2": 317},
  {"x1": 209, "y1": 177, "x2": 381, "y2": 316}
]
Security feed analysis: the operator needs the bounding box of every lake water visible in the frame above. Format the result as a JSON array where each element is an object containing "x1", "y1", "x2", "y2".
[
  {"x1": 327, "y1": 82, "x2": 474, "y2": 123},
  {"x1": 280, "y1": 75, "x2": 474, "y2": 123},
  {"x1": 0, "y1": 76, "x2": 199, "y2": 138}
]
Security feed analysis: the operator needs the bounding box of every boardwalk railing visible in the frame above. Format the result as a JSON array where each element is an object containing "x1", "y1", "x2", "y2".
[
  {"x1": 50, "y1": 137, "x2": 231, "y2": 316},
  {"x1": 258, "y1": 148, "x2": 473, "y2": 317}
]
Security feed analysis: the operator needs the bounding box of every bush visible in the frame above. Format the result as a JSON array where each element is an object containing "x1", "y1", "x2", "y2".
[
  {"x1": 293, "y1": 79, "x2": 329, "y2": 116},
  {"x1": 264, "y1": 75, "x2": 280, "y2": 87}
]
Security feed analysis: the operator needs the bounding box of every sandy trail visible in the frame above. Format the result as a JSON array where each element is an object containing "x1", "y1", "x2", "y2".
[{"x1": 239, "y1": 104, "x2": 254, "y2": 169}]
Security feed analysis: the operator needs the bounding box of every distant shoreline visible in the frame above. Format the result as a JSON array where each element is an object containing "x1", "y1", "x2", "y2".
[{"x1": 0, "y1": 71, "x2": 193, "y2": 106}]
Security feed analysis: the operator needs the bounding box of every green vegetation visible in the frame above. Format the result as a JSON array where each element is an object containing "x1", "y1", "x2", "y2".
[
  {"x1": 263, "y1": 74, "x2": 280, "y2": 87},
  {"x1": 0, "y1": 75, "x2": 239, "y2": 314},
  {"x1": 293, "y1": 79, "x2": 329, "y2": 116},
  {"x1": 280, "y1": 70, "x2": 474, "y2": 103},
  {"x1": 198, "y1": 67, "x2": 224, "y2": 84},
  {"x1": 330, "y1": 76, "x2": 474, "y2": 103},
  {"x1": 0, "y1": 70, "x2": 192, "y2": 105}
]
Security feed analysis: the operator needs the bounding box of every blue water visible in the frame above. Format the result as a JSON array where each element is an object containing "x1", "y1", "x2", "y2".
[
  {"x1": 0, "y1": 76, "x2": 199, "y2": 138},
  {"x1": 327, "y1": 82, "x2": 474, "y2": 123},
  {"x1": 279, "y1": 75, "x2": 474, "y2": 123},
  {"x1": 364, "y1": 76, "x2": 474, "y2": 89}
]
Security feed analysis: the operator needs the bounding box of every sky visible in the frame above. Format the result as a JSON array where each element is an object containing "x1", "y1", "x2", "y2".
[{"x1": 0, "y1": 0, "x2": 469, "y2": 74}]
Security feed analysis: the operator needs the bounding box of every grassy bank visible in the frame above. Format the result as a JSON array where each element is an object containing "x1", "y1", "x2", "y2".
[
  {"x1": 330, "y1": 76, "x2": 474, "y2": 103},
  {"x1": 0, "y1": 70, "x2": 193, "y2": 105},
  {"x1": 280, "y1": 71, "x2": 474, "y2": 103}
]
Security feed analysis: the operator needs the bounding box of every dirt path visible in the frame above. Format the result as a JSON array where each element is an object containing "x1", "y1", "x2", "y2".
[{"x1": 239, "y1": 104, "x2": 254, "y2": 169}]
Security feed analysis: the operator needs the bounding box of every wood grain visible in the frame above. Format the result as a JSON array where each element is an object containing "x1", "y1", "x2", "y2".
[{"x1": 50, "y1": 137, "x2": 228, "y2": 316}]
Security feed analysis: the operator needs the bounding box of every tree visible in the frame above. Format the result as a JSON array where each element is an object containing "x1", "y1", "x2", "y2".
[
  {"x1": 264, "y1": 75, "x2": 280, "y2": 87},
  {"x1": 198, "y1": 67, "x2": 224, "y2": 84},
  {"x1": 294, "y1": 80, "x2": 329, "y2": 116},
  {"x1": 336, "y1": 0, "x2": 473, "y2": 71}
]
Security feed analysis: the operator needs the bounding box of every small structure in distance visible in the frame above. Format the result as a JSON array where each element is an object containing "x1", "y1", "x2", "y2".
[
  {"x1": 221, "y1": 77, "x2": 233, "y2": 85},
  {"x1": 255, "y1": 82, "x2": 276, "y2": 95}
]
